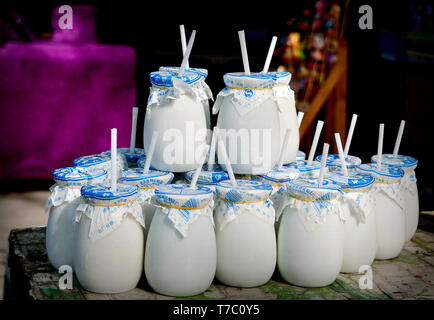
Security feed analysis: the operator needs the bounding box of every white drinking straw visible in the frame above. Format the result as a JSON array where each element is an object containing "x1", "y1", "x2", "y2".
[
  {"x1": 393, "y1": 120, "x2": 405, "y2": 157},
  {"x1": 307, "y1": 120, "x2": 324, "y2": 165},
  {"x1": 344, "y1": 113, "x2": 358, "y2": 157},
  {"x1": 297, "y1": 112, "x2": 304, "y2": 128},
  {"x1": 377, "y1": 123, "x2": 384, "y2": 170},
  {"x1": 143, "y1": 131, "x2": 158, "y2": 174},
  {"x1": 334, "y1": 133, "x2": 348, "y2": 176},
  {"x1": 262, "y1": 36, "x2": 277, "y2": 73},
  {"x1": 318, "y1": 143, "x2": 329, "y2": 186},
  {"x1": 111, "y1": 128, "x2": 117, "y2": 193},
  {"x1": 218, "y1": 140, "x2": 237, "y2": 186},
  {"x1": 129, "y1": 107, "x2": 139, "y2": 153},
  {"x1": 277, "y1": 128, "x2": 291, "y2": 169},
  {"x1": 190, "y1": 145, "x2": 208, "y2": 189},
  {"x1": 238, "y1": 30, "x2": 250, "y2": 75},
  {"x1": 207, "y1": 127, "x2": 219, "y2": 171},
  {"x1": 179, "y1": 30, "x2": 196, "y2": 75},
  {"x1": 179, "y1": 25, "x2": 189, "y2": 69}
]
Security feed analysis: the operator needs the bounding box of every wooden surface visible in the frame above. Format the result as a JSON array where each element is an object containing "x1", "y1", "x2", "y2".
[{"x1": 4, "y1": 226, "x2": 434, "y2": 300}]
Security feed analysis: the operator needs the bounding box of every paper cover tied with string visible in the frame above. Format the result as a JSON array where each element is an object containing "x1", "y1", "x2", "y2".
[
  {"x1": 147, "y1": 70, "x2": 213, "y2": 107},
  {"x1": 75, "y1": 183, "x2": 144, "y2": 242},
  {"x1": 326, "y1": 170, "x2": 375, "y2": 223},
  {"x1": 46, "y1": 166, "x2": 108, "y2": 212},
  {"x1": 284, "y1": 178, "x2": 344, "y2": 233},
  {"x1": 214, "y1": 180, "x2": 275, "y2": 231},
  {"x1": 151, "y1": 184, "x2": 214, "y2": 237},
  {"x1": 212, "y1": 72, "x2": 294, "y2": 116}
]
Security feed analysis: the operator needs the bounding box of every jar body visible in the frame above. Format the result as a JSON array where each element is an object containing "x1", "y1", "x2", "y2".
[
  {"x1": 144, "y1": 95, "x2": 207, "y2": 172},
  {"x1": 145, "y1": 208, "x2": 216, "y2": 297},
  {"x1": 215, "y1": 212, "x2": 276, "y2": 287},
  {"x1": 340, "y1": 200, "x2": 377, "y2": 273},
  {"x1": 403, "y1": 173, "x2": 419, "y2": 241},
  {"x1": 216, "y1": 97, "x2": 281, "y2": 175},
  {"x1": 74, "y1": 214, "x2": 144, "y2": 293},
  {"x1": 278, "y1": 100, "x2": 299, "y2": 164},
  {"x1": 374, "y1": 190, "x2": 406, "y2": 259},
  {"x1": 278, "y1": 207, "x2": 343, "y2": 287},
  {"x1": 46, "y1": 198, "x2": 81, "y2": 270}
]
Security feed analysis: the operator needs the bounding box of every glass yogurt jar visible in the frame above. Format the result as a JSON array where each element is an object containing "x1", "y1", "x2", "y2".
[
  {"x1": 145, "y1": 184, "x2": 216, "y2": 297},
  {"x1": 74, "y1": 183, "x2": 145, "y2": 294},
  {"x1": 104, "y1": 148, "x2": 146, "y2": 168},
  {"x1": 213, "y1": 72, "x2": 299, "y2": 175},
  {"x1": 278, "y1": 178, "x2": 344, "y2": 287},
  {"x1": 45, "y1": 166, "x2": 107, "y2": 270},
  {"x1": 73, "y1": 153, "x2": 126, "y2": 179},
  {"x1": 285, "y1": 160, "x2": 322, "y2": 179},
  {"x1": 214, "y1": 180, "x2": 276, "y2": 287},
  {"x1": 144, "y1": 70, "x2": 212, "y2": 172},
  {"x1": 371, "y1": 154, "x2": 419, "y2": 241},
  {"x1": 357, "y1": 163, "x2": 405, "y2": 260},
  {"x1": 119, "y1": 168, "x2": 174, "y2": 240},
  {"x1": 326, "y1": 170, "x2": 377, "y2": 273}
]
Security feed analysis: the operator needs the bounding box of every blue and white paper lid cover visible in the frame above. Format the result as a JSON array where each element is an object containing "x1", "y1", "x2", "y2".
[
  {"x1": 150, "y1": 70, "x2": 204, "y2": 88},
  {"x1": 285, "y1": 160, "x2": 322, "y2": 172},
  {"x1": 216, "y1": 179, "x2": 273, "y2": 202},
  {"x1": 154, "y1": 184, "x2": 213, "y2": 208},
  {"x1": 119, "y1": 168, "x2": 174, "y2": 188},
  {"x1": 326, "y1": 170, "x2": 375, "y2": 191},
  {"x1": 73, "y1": 155, "x2": 108, "y2": 167},
  {"x1": 264, "y1": 71, "x2": 292, "y2": 84},
  {"x1": 53, "y1": 167, "x2": 108, "y2": 187},
  {"x1": 296, "y1": 150, "x2": 306, "y2": 160},
  {"x1": 159, "y1": 66, "x2": 208, "y2": 78},
  {"x1": 371, "y1": 154, "x2": 418, "y2": 169},
  {"x1": 137, "y1": 156, "x2": 156, "y2": 170},
  {"x1": 184, "y1": 165, "x2": 229, "y2": 185},
  {"x1": 287, "y1": 178, "x2": 341, "y2": 201},
  {"x1": 81, "y1": 183, "x2": 138, "y2": 205},
  {"x1": 223, "y1": 72, "x2": 277, "y2": 90},
  {"x1": 259, "y1": 166, "x2": 300, "y2": 184},
  {"x1": 315, "y1": 154, "x2": 362, "y2": 169},
  {"x1": 358, "y1": 163, "x2": 404, "y2": 183},
  {"x1": 114, "y1": 148, "x2": 146, "y2": 163}
]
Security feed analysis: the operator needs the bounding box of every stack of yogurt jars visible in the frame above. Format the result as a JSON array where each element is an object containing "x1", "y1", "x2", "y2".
[
  {"x1": 45, "y1": 166, "x2": 108, "y2": 270},
  {"x1": 371, "y1": 154, "x2": 419, "y2": 241}
]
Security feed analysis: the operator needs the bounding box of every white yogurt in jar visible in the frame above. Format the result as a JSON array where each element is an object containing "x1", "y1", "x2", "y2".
[
  {"x1": 358, "y1": 163, "x2": 405, "y2": 260},
  {"x1": 326, "y1": 170, "x2": 377, "y2": 273},
  {"x1": 119, "y1": 168, "x2": 174, "y2": 241},
  {"x1": 74, "y1": 183, "x2": 145, "y2": 293},
  {"x1": 371, "y1": 154, "x2": 419, "y2": 241},
  {"x1": 285, "y1": 160, "x2": 322, "y2": 179},
  {"x1": 278, "y1": 178, "x2": 344, "y2": 287},
  {"x1": 45, "y1": 167, "x2": 108, "y2": 270},
  {"x1": 213, "y1": 72, "x2": 298, "y2": 174},
  {"x1": 145, "y1": 184, "x2": 216, "y2": 297},
  {"x1": 315, "y1": 154, "x2": 362, "y2": 172},
  {"x1": 159, "y1": 66, "x2": 212, "y2": 144},
  {"x1": 144, "y1": 70, "x2": 212, "y2": 172},
  {"x1": 214, "y1": 180, "x2": 276, "y2": 287},
  {"x1": 107, "y1": 147, "x2": 146, "y2": 168}
]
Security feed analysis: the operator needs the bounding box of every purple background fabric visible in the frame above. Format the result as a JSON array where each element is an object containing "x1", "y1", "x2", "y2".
[{"x1": 0, "y1": 5, "x2": 136, "y2": 179}]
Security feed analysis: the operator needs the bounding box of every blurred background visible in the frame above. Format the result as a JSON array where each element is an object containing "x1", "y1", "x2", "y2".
[{"x1": 0, "y1": 1, "x2": 432, "y2": 294}]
